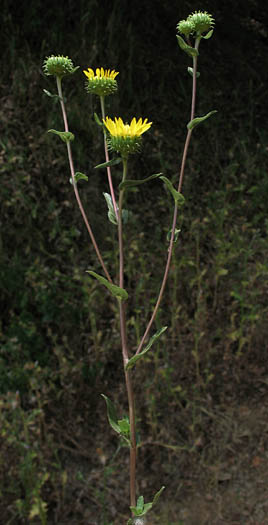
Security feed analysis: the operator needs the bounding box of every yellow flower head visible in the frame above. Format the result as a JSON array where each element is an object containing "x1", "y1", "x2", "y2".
[
  {"x1": 103, "y1": 117, "x2": 152, "y2": 157},
  {"x1": 83, "y1": 67, "x2": 119, "y2": 96}
]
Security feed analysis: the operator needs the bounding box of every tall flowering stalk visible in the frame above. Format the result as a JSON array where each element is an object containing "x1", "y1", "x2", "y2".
[{"x1": 43, "y1": 11, "x2": 216, "y2": 523}]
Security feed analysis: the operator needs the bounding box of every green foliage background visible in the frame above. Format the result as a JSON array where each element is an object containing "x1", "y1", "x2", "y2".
[{"x1": 1, "y1": 0, "x2": 268, "y2": 523}]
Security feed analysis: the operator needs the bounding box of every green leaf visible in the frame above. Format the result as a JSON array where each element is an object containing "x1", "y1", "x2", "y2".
[
  {"x1": 137, "y1": 496, "x2": 144, "y2": 511},
  {"x1": 129, "y1": 487, "x2": 165, "y2": 518},
  {"x1": 202, "y1": 29, "x2": 214, "y2": 39},
  {"x1": 43, "y1": 89, "x2": 61, "y2": 100},
  {"x1": 152, "y1": 486, "x2": 165, "y2": 506},
  {"x1": 70, "y1": 172, "x2": 89, "y2": 185},
  {"x1": 75, "y1": 172, "x2": 88, "y2": 182},
  {"x1": 103, "y1": 192, "x2": 118, "y2": 225},
  {"x1": 48, "y1": 129, "x2": 74, "y2": 143},
  {"x1": 86, "y1": 270, "x2": 128, "y2": 301},
  {"x1": 95, "y1": 158, "x2": 122, "y2": 169},
  {"x1": 122, "y1": 209, "x2": 131, "y2": 224},
  {"x1": 167, "y1": 228, "x2": 181, "y2": 243},
  {"x1": 101, "y1": 394, "x2": 120, "y2": 434},
  {"x1": 125, "y1": 327, "x2": 168, "y2": 370},
  {"x1": 94, "y1": 112, "x2": 103, "y2": 126},
  {"x1": 187, "y1": 67, "x2": 200, "y2": 78},
  {"x1": 118, "y1": 418, "x2": 130, "y2": 435},
  {"x1": 119, "y1": 173, "x2": 162, "y2": 191},
  {"x1": 187, "y1": 110, "x2": 217, "y2": 130},
  {"x1": 160, "y1": 176, "x2": 185, "y2": 207},
  {"x1": 176, "y1": 35, "x2": 199, "y2": 57}
]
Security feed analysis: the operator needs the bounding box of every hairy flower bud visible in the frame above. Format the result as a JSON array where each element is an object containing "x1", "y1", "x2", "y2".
[
  {"x1": 187, "y1": 11, "x2": 214, "y2": 35},
  {"x1": 43, "y1": 55, "x2": 78, "y2": 78},
  {"x1": 177, "y1": 19, "x2": 195, "y2": 37}
]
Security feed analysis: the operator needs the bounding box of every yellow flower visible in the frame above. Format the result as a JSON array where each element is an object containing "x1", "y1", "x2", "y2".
[
  {"x1": 103, "y1": 117, "x2": 152, "y2": 138},
  {"x1": 83, "y1": 67, "x2": 119, "y2": 81},
  {"x1": 83, "y1": 67, "x2": 119, "y2": 96},
  {"x1": 103, "y1": 117, "x2": 152, "y2": 157}
]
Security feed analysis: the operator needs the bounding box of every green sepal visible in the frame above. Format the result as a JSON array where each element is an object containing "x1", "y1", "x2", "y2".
[
  {"x1": 119, "y1": 173, "x2": 162, "y2": 191},
  {"x1": 187, "y1": 110, "x2": 217, "y2": 130},
  {"x1": 160, "y1": 176, "x2": 185, "y2": 207},
  {"x1": 43, "y1": 89, "x2": 61, "y2": 100},
  {"x1": 94, "y1": 112, "x2": 103, "y2": 127},
  {"x1": 125, "y1": 327, "x2": 168, "y2": 370},
  {"x1": 86, "y1": 270, "x2": 128, "y2": 301},
  {"x1": 187, "y1": 67, "x2": 200, "y2": 78},
  {"x1": 129, "y1": 486, "x2": 165, "y2": 517},
  {"x1": 69, "y1": 172, "x2": 88, "y2": 185},
  {"x1": 103, "y1": 193, "x2": 118, "y2": 225},
  {"x1": 167, "y1": 228, "x2": 181, "y2": 243},
  {"x1": 48, "y1": 129, "x2": 74, "y2": 143},
  {"x1": 95, "y1": 158, "x2": 122, "y2": 169},
  {"x1": 176, "y1": 35, "x2": 199, "y2": 57},
  {"x1": 202, "y1": 29, "x2": 214, "y2": 40}
]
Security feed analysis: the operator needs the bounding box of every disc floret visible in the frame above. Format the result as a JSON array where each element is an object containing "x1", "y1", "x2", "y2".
[{"x1": 84, "y1": 67, "x2": 119, "y2": 96}]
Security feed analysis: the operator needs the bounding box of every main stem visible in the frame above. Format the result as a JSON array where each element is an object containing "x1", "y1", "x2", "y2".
[
  {"x1": 56, "y1": 77, "x2": 112, "y2": 283},
  {"x1": 136, "y1": 39, "x2": 200, "y2": 356},
  {"x1": 118, "y1": 158, "x2": 136, "y2": 508}
]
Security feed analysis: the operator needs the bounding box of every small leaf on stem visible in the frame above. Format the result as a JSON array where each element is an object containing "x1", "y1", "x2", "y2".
[
  {"x1": 188, "y1": 67, "x2": 200, "y2": 78},
  {"x1": 160, "y1": 176, "x2": 185, "y2": 207},
  {"x1": 176, "y1": 35, "x2": 199, "y2": 57},
  {"x1": 126, "y1": 327, "x2": 168, "y2": 370},
  {"x1": 47, "y1": 129, "x2": 74, "y2": 143},
  {"x1": 86, "y1": 270, "x2": 128, "y2": 301},
  {"x1": 167, "y1": 228, "x2": 181, "y2": 243},
  {"x1": 103, "y1": 193, "x2": 118, "y2": 225},
  {"x1": 101, "y1": 394, "x2": 120, "y2": 434},
  {"x1": 202, "y1": 29, "x2": 214, "y2": 39},
  {"x1": 43, "y1": 89, "x2": 61, "y2": 100},
  {"x1": 94, "y1": 112, "x2": 103, "y2": 126},
  {"x1": 69, "y1": 172, "x2": 88, "y2": 185},
  {"x1": 187, "y1": 110, "x2": 217, "y2": 130},
  {"x1": 95, "y1": 158, "x2": 122, "y2": 169},
  {"x1": 119, "y1": 173, "x2": 162, "y2": 191}
]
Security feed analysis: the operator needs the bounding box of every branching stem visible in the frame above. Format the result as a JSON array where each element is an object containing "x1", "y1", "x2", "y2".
[
  {"x1": 136, "y1": 38, "x2": 200, "y2": 356},
  {"x1": 56, "y1": 77, "x2": 112, "y2": 283}
]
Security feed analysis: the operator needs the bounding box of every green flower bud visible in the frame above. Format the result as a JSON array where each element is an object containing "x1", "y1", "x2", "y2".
[
  {"x1": 43, "y1": 55, "x2": 78, "y2": 78},
  {"x1": 187, "y1": 11, "x2": 214, "y2": 35},
  {"x1": 177, "y1": 19, "x2": 195, "y2": 37}
]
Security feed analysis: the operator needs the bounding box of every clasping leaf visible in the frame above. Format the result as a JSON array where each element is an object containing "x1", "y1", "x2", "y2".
[
  {"x1": 126, "y1": 327, "x2": 168, "y2": 370},
  {"x1": 187, "y1": 110, "x2": 217, "y2": 130},
  {"x1": 176, "y1": 35, "x2": 199, "y2": 57},
  {"x1": 86, "y1": 270, "x2": 128, "y2": 301},
  {"x1": 48, "y1": 129, "x2": 74, "y2": 143},
  {"x1": 160, "y1": 176, "x2": 185, "y2": 207}
]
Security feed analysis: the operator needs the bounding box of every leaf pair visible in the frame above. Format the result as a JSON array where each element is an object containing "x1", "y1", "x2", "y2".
[{"x1": 128, "y1": 487, "x2": 165, "y2": 520}]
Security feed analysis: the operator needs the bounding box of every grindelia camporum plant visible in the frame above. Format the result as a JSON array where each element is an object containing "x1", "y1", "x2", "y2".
[{"x1": 43, "y1": 10, "x2": 216, "y2": 524}]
